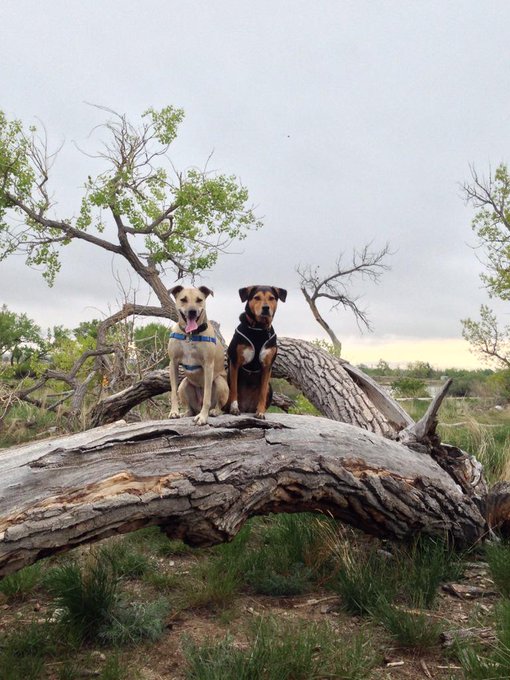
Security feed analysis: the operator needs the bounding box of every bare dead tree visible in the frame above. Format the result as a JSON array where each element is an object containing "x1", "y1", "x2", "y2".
[
  {"x1": 0, "y1": 347, "x2": 115, "y2": 430},
  {"x1": 297, "y1": 243, "x2": 391, "y2": 353}
]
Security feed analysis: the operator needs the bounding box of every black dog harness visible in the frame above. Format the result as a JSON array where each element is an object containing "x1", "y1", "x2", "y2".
[{"x1": 227, "y1": 313, "x2": 277, "y2": 373}]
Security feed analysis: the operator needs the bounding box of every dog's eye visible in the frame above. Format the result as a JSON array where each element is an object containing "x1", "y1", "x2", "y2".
[
  {"x1": 268, "y1": 296, "x2": 275, "y2": 301},
  {"x1": 181, "y1": 297, "x2": 188, "y2": 303},
  {"x1": 196, "y1": 298, "x2": 203, "y2": 303},
  {"x1": 254, "y1": 295, "x2": 262, "y2": 301}
]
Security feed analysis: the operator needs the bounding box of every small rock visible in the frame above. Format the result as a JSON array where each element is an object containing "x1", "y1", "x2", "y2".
[
  {"x1": 443, "y1": 583, "x2": 498, "y2": 599},
  {"x1": 33, "y1": 602, "x2": 41, "y2": 612}
]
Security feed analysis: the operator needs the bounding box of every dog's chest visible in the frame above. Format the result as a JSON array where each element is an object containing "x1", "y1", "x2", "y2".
[
  {"x1": 178, "y1": 342, "x2": 203, "y2": 366},
  {"x1": 242, "y1": 346, "x2": 255, "y2": 364}
]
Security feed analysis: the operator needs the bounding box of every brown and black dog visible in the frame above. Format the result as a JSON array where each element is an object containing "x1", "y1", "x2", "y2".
[{"x1": 227, "y1": 285, "x2": 287, "y2": 419}]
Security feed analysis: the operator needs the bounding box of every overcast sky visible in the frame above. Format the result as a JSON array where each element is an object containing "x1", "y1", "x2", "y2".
[{"x1": 1, "y1": 1, "x2": 509, "y2": 368}]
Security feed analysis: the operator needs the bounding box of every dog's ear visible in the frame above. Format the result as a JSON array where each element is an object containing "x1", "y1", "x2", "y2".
[
  {"x1": 198, "y1": 286, "x2": 214, "y2": 298},
  {"x1": 273, "y1": 287, "x2": 287, "y2": 302},
  {"x1": 169, "y1": 285, "x2": 184, "y2": 298},
  {"x1": 239, "y1": 286, "x2": 255, "y2": 302}
]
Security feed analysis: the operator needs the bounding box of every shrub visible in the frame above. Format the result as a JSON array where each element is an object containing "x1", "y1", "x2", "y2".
[
  {"x1": 392, "y1": 377, "x2": 428, "y2": 398},
  {"x1": 99, "y1": 598, "x2": 169, "y2": 646}
]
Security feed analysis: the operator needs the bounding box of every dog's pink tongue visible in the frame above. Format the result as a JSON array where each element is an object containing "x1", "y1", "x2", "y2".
[{"x1": 185, "y1": 318, "x2": 199, "y2": 333}]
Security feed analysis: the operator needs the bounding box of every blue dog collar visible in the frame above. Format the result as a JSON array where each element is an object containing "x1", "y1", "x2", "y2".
[{"x1": 169, "y1": 332, "x2": 217, "y2": 344}]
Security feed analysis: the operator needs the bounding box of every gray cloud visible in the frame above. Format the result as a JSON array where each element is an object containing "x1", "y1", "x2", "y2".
[{"x1": 1, "y1": 0, "x2": 508, "y2": 360}]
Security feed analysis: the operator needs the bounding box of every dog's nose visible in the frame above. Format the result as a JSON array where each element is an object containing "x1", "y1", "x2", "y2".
[
  {"x1": 188, "y1": 309, "x2": 197, "y2": 319},
  {"x1": 261, "y1": 306, "x2": 271, "y2": 315}
]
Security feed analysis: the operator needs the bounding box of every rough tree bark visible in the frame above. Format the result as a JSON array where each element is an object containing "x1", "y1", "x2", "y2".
[{"x1": 0, "y1": 414, "x2": 497, "y2": 577}]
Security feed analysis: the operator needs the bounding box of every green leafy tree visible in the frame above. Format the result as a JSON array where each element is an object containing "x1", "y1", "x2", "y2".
[
  {"x1": 404, "y1": 361, "x2": 435, "y2": 379},
  {"x1": 0, "y1": 105, "x2": 261, "y2": 306},
  {"x1": 462, "y1": 165, "x2": 510, "y2": 368},
  {"x1": 73, "y1": 320, "x2": 100, "y2": 341},
  {"x1": 462, "y1": 305, "x2": 510, "y2": 369},
  {"x1": 463, "y1": 164, "x2": 510, "y2": 300},
  {"x1": 0, "y1": 305, "x2": 44, "y2": 366},
  {"x1": 134, "y1": 322, "x2": 169, "y2": 370},
  {"x1": 392, "y1": 377, "x2": 428, "y2": 398}
]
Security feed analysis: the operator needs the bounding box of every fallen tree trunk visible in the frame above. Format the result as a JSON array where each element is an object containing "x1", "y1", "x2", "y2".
[
  {"x1": 0, "y1": 414, "x2": 493, "y2": 576},
  {"x1": 90, "y1": 337, "x2": 400, "y2": 437}
]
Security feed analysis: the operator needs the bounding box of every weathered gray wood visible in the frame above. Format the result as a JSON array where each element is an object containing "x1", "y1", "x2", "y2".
[
  {"x1": 0, "y1": 414, "x2": 487, "y2": 576},
  {"x1": 401, "y1": 378, "x2": 453, "y2": 443}
]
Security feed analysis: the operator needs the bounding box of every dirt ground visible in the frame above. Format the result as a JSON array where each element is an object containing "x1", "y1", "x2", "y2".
[{"x1": 0, "y1": 548, "x2": 499, "y2": 680}]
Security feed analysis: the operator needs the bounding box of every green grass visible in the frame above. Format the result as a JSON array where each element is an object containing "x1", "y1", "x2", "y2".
[
  {"x1": 99, "y1": 539, "x2": 153, "y2": 579},
  {"x1": 126, "y1": 525, "x2": 192, "y2": 556},
  {"x1": 485, "y1": 541, "x2": 510, "y2": 598},
  {"x1": 0, "y1": 400, "x2": 59, "y2": 448},
  {"x1": 373, "y1": 599, "x2": 442, "y2": 649},
  {"x1": 0, "y1": 621, "x2": 57, "y2": 680},
  {"x1": 459, "y1": 600, "x2": 510, "y2": 678},
  {"x1": 397, "y1": 536, "x2": 464, "y2": 608},
  {"x1": 331, "y1": 546, "x2": 399, "y2": 616},
  {"x1": 330, "y1": 535, "x2": 463, "y2": 616},
  {"x1": 45, "y1": 557, "x2": 120, "y2": 642},
  {"x1": 181, "y1": 531, "x2": 248, "y2": 609},
  {"x1": 98, "y1": 598, "x2": 169, "y2": 646},
  {"x1": 44, "y1": 552, "x2": 168, "y2": 646},
  {"x1": 183, "y1": 616, "x2": 377, "y2": 680},
  {"x1": 0, "y1": 561, "x2": 43, "y2": 601},
  {"x1": 241, "y1": 514, "x2": 323, "y2": 596},
  {"x1": 180, "y1": 514, "x2": 328, "y2": 608}
]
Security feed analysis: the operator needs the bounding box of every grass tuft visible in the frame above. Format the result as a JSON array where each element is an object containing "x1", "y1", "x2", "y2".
[
  {"x1": 0, "y1": 562, "x2": 43, "y2": 601},
  {"x1": 398, "y1": 536, "x2": 464, "y2": 608},
  {"x1": 45, "y1": 557, "x2": 120, "y2": 642},
  {"x1": 459, "y1": 599, "x2": 510, "y2": 678},
  {"x1": 485, "y1": 541, "x2": 510, "y2": 598},
  {"x1": 126, "y1": 525, "x2": 192, "y2": 556},
  {"x1": 0, "y1": 621, "x2": 56, "y2": 680},
  {"x1": 99, "y1": 598, "x2": 169, "y2": 646},
  {"x1": 332, "y1": 546, "x2": 399, "y2": 616},
  {"x1": 99, "y1": 539, "x2": 152, "y2": 579},
  {"x1": 373, "y1": 599, "x2": 442, "y2": 649},
  {"x1": 183, "y1": 616, "x2": 376, "y2": 680}
]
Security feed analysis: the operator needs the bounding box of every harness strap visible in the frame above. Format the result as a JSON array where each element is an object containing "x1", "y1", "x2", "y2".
[
  {"x1": 181, "y1": 363, "x2": 201, "y2": 371},
  {"x1": 169, "y1": 332, "x2": 217, "y2": 344}
]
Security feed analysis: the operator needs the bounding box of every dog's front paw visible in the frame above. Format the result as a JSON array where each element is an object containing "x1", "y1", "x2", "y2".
[
  {"x1": 254, "y1": 411, "x2": 266, "y2": 420},
  {"x1": 168, "y1": 410, "x2": 180, "y2": 419},
  {"x1": 193, "y1": 413, "x2": 208, "y2": 426},
  {"x1": 229, "y1": 401, "x2": 240, "y2": 416},
  {"x1": 209, "y1": 408, "x2": 222, "y2": 417}
]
